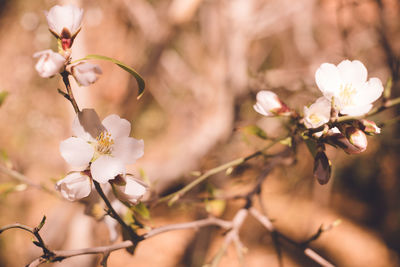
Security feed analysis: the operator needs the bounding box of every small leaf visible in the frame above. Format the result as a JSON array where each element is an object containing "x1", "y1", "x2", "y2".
[
  {"x1": 0, "y1": 91, "x2": 8, "y2": 107},
  {"x1": 384, "y1": 77, "x2": 392, "y2": 99},
  {"x1": 205, "y1": 199, "x2": 226, "y2": 217},
  {"x1": 313, "y1": 151, "x2": 332, "y2": 185},
  {"x1": 242, "y1": 125, "x2": 268, "y2": 140},
  {"x1": 133, "y1": 202, "x2": 150, "y2": 220},
  {"x1": 74, "y1": 54, "x2": 145, "y2": 99},
  {"x1": 32, "y1": 241, "x2": 42, "y2": 248},
  {"x1": 304, "y1": 139, "x2": 318, "y2": 157},
  {"x1": 279, "y1": 137, "x2": 292, "y2": 147},
  {"x1": 37, "y1": 216, "x2": 46, "y2": 231}
]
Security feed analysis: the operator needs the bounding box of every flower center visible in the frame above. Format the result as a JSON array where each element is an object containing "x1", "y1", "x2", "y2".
[
  {"x1": 338, "y1": 83, "x2": 356, "y2": 106},
  {"x1": 95, "y1": 131, "x2": 114, "y2": 155},
  {"x1": 309, "y1": 114, "x2": 322, "y2": 125}
]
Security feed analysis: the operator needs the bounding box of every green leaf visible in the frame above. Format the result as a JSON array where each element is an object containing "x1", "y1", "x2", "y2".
[
  {"x1": 74, "y1": 54, "x2": 145, "y2": 99},
  {"x1": 133, "y1": 202, "x2": 150, "y2": 220},
  {"x1": 304, "y1": 139, "x2": 318, "y2": 157},
  {"x1": 242, "y1": 125, "x2": 268, "y2": 140},
  {"x1": 0, "y1": 91, "x2": 8, "y2": 107},
  {"x1": 384, "y1": 77, "x2": 392, "y2": 99},
  {"x1": 279, "y1": 137, "x2": 292, "y2": 147}
]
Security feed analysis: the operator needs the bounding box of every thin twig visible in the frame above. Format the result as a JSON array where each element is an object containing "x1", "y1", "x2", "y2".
[
  {"x1": 249, "y1": 208, "x2": 335, "y2": 267},
  {"x1": 159, "y1": 137, "x2": 288, "y2": 205},
  {"x1": 60, "y1": 71, "x2": 80, "y2": 113}
]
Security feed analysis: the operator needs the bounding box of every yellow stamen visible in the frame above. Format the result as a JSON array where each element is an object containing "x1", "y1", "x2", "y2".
[
  {"x1": 95, "y1": 131, "x2": 114, "y2": 155},
  {"x1": 338, "y1": 83, "x2": 356, "y2": 106}
]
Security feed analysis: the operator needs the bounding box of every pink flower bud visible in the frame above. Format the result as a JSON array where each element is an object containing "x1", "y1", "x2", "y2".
[
  {"x1": 253, "y1": 90, "x2": 290, "y2": 117},
  {"x1": 314, "y1": 150, "x2": 331, "y2": 185},
  {"x1": 345, "y1": 127, "x2": 368, "y2": 152},
  {"x1": 45, "y1": 5, "x2": 83, "y2": 49},
  {"x1": 33, "y1": 49, "x2": 66, "y2": 78},
  {"x1": 360, "y1": 119, "x2": 381, "y2": 135}
]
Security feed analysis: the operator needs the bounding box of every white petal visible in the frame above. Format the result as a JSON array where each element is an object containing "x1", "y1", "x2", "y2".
[
  {"x1": 303, "y1": 97, "x2": 331, "y2": 129},
  {"x1": 60, "y1": 137, "x2": 94, "y2": 168},
  {"x1": 340, "y1": 104, "x2": 372, "y2": 116},
  {"x1": 112, "y1": 137, "x2": 144, "y2": 164},
  {"x1": 33, "y1": 50, "x2": 65, "y2": 78},
  {"x1": 337, "y1": 60, "x2": 367, "y2": 85},
  {"x1": 315, "y1": 63, "x2": 342, "y2": 99},
  {"x1": 72, "y1": 109, "x2": 104, "y2": 141},
  {"x1": 91, "y1": 156, "x2": 125, "y2": 183},
  {"x1": 72, "y1": 62, "x2": 102, "y2": 86},
  {"x1": 46, "y1": 5, "x2": 83, "y2": 36},
  {"x1": 56, "y1": 172, "x2": 91, "y2": 201},
  {"x1": 125, "y1": 178, "x2": 147, "y2": 197},
  {"x1": 358, "y1": 77, "x2": 383, "y2": 105},
  {"x1": 253, "y1": 103, "x2": 271, "y2": 116},
  {"x1": 102, "y1": 114, "x2": 131, "y2": 139}
]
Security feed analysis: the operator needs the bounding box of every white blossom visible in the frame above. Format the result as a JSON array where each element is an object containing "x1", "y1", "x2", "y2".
[
  {"x1": 315, "y1": 60, "x2": 383, "y2": 116},
  {"x1": 56, "y1": 172, "x2": 92, "y2": 201},
  {"x1": 253, "y1": 90, "x2": 290, "y2": 117},
  {"x1": 112, "y1": 175, "x2": 148, "y2": 205},
  {"x1": 303, "y1": 97, "x2": 331, "y2": 129},
  {"x1": 33, "y1": 50, "x2": 66, "y2": 78},
  {"x1": 45, "y1": 5, "x2": 83, "y2": 49},
  {"x1": 60, "y1": 109, "x2": 144, "y2": 183},
  {"x1": 71, "y1": 62, "x2": 102, "y2": 86}
]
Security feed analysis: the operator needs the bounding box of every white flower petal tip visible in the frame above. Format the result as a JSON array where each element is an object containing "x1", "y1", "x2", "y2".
[
  {"x1": 303, "y1": 97, "x2": 331, "y2": 129},
  {"x1": 56, "y1": 172, "x2": 91, "y2": 201},
  {"x1": 59, "y1": 137, "x2": 94, "y2": 168},
  {"x1": 71, "y1": 62, "x2": 102, "y2": 86},
  {"x1": 253, "y1": 90, "x2": 291, "y2": 117},
  {"x1": 360, "y1": 119, "x2": 381, "y2": 135},
  {"x1": 45, "y1": 5, "x2": 83, "y2": 49},
  {"x1": 91, "y1": 156, "x2": 126, "y2": 183},
  {"x1": 315, "y1": 59, "x2": 383, "y2": 116},
  {"x1": 112, "y1": 175, "x2": 148, "y2": 205},
  {"x1": 33, "y1": 50, "x2": 66, "y2": 78}
]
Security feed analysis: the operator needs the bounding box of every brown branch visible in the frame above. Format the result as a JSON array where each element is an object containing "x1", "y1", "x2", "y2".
[{"x1": 60, "y1": 71, "x2": 80, "y2": 113}]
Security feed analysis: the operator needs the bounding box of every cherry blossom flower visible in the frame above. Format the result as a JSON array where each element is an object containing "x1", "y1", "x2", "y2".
[
  {"x1": 60, "y1": 109, "x2": 144, "y2": 183},
  {"x1": 253, "y1": 90, "x2": 290, "y2": 117},
  {"x1": 70, "y1": 62, "x2": 102, "y2": 86},
  {"x1": 56, "y1": 171, "x2": 92, "y2": 201},
  {"x1": 45, "y1": 5, "x2": 83, "y2": 49},
  {"x1": 315, "y1": 60, "x2": 383, "y2": 116},
  {"x1": 303, "y1": 97, "x2": 331, "y2": 129},
  {"x1": 33, "y1": 49, "x2": 66, "y2": 78}
]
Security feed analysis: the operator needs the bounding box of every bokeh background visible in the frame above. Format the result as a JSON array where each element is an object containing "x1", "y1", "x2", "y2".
[{"x1": 0, "y1": 0, "x2": 399, "y2": 266}]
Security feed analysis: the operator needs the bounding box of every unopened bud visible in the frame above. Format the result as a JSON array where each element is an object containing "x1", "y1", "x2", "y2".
[
  {"x1": 345, "y1": 127, "x2": 368, "y2": 152},
  {"x1": 253, "y1": 90, "x2": 291, "y2": 117},
  {"x1": 313, "y1": 150, "x2": 331, "y2": 185},
  {"x1": 360, "y1": 119, "x2": 381, "y2": 135}
]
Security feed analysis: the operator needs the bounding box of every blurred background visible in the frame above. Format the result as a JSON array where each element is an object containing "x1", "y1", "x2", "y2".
[{"x1": 0, "y1": 0, "x2": 399, "y2": 266}]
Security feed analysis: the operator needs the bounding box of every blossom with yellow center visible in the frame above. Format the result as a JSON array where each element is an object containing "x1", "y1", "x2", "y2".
[
  {"x1": 303, "y1": 97, "x2": 331, "y2": 129},
  {"x1": 60, "y1": 109, "x2": 144, "y2": 183},
  {"x1": 315, "y1": 60, "x2": 383, "y2": 116}
]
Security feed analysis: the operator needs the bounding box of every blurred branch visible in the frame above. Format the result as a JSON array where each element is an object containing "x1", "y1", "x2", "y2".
[
  {"x1": 249, "y1": 208, "x2": 335, "y2": 267},
  {"x1": 159, "y1": 137, "x2": 288, "y2": 205},
  {"x1": 0, "y1": 164, "x2": 56, "y2": 196}
]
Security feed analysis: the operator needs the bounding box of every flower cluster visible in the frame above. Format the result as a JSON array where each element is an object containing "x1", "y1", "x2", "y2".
[
  {"x1": 34, "y1": 4, "x2": 147, "y2": 204},
  {"x1": 254, "y1": 59, "x2": 383, "y2": 184},
  {"x1": 33, "y1": 5, "x2": 102, "y2": 85},
  {"x1": 56, "y1": 109, "x2": 146, "y2": 203}
]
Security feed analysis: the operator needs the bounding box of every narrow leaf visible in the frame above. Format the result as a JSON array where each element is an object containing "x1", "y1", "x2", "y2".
[
  {"x1": 242, "y1": 125, "x2": 268, "y2": 140},
  {"x1": 0, "y1": 91, "x2": 8, "y2": 107},
  {"x1": 133, "y1": 202, "x2": 150, "y2": 220},
  {"x1": 74, "y1": 54, "x2": 145, "y2": 99}
]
